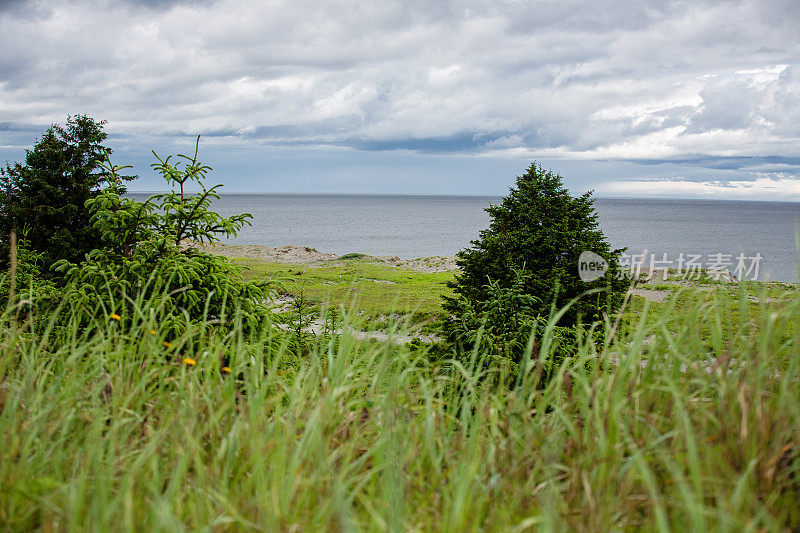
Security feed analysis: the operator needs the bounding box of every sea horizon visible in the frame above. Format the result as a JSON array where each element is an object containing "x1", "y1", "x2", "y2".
[
  {"x1": 128, "y1": 190, "x2": 800, "y2": 204},
  {"x1": 127, "y1": 192, "x2": 800, "y2": 282}
]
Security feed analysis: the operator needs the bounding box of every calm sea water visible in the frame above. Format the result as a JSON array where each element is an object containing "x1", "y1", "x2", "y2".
[{"x1": 133, "y1": 193, "x2": 800, "y2": 282}]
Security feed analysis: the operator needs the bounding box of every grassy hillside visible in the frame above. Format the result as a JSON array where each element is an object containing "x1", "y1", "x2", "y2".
[{"x1": 2, "y1": 258, "x2": 798, "y2": 531}]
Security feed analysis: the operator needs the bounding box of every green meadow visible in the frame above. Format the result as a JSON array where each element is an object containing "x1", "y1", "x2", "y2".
[
  {"x1": 2, "y1": 255, "x2": 799, "y2": 531},
  {"x1": 233, "y1": 256, "x2": 456, "y2": 331},
  {"x1": 235, "y1": 254, "x2": 799, "y2": 341}
]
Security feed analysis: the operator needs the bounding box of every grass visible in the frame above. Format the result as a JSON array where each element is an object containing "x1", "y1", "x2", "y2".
[
  {"x1": 622, "y1": 280, "x2": 800, "y2": 342},
  {"x1": 233, "y1": 257, "x2": 455, "y2": 327},
  {"x1": 235, "y1": 253, "x2": 799, "y2": 340},
  {"x1": 1, "y1": 273, "x2": 799, "y2": 530}
]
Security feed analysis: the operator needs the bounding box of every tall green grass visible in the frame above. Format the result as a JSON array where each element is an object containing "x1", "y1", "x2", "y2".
[{"x1": 1, "y1": 284, "x2": 798, "y2": 530}]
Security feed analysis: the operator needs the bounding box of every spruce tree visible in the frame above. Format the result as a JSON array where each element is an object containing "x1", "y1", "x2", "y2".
[
  {"x1": 0, "y1": 115, "x2": 131, "y2": 269},
  {"x1": 443, "y1": 162, "x2": 628, "y2": 357}
]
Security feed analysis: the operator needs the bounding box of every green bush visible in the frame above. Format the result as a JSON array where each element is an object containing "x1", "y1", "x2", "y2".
[
  {"x1": 0, "y1": 115, "x2": 133, "y2": 269},
  {"x1": 442, "y1": 268, "x2": 587, "y2": 382},
  {"x1": 442, "y1": 162, "x2": 628, "y2": 369},
  {"x1": 53, "y1": 138, "x2": 273, "y2": 332},
  {"x1": 0, "y1": 236, "x2": 58, "y2": 312}
]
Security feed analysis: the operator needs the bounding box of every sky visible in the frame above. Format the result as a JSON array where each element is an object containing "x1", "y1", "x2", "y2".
[{"x1": 0, "y1": 0, "x2": 799, "y2": 198}]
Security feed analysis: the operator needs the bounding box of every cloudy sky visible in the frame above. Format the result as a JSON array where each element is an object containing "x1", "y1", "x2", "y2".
[{"x1": 1, "y1": 0, "x2": 799, "y2": 197}]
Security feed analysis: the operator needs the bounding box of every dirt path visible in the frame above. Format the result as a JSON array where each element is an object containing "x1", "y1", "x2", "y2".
[{"x1": 628, "y1": 288, "x2": 670, "y2": 302}]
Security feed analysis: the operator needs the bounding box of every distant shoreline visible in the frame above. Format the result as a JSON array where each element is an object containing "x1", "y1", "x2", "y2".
[
  {"x1": 127, "y1": 191, "x2": 800, "y2": 205},
  {"x1": 191, "y1": 242, "x2": 458, "y2": 273},
  {"x1": 194, "y1": 242, "x2": 797, "y2": 288}
]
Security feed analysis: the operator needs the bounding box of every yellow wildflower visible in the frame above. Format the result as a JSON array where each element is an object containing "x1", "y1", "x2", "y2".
[
  {"x1": 162, "y1": 341, "x2": 173, "y2": 348},
  {"x1": 183, "y1": 357, "x2": 197, "y2": 366},
  {"x1": 109, "y1": 313, "x2": 121, "y2": 321},
  {"x1": 222, "y1": 367, "x2": 232, "y2": 373}
]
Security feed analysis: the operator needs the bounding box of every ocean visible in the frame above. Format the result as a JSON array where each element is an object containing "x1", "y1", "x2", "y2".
[{"x1": 133, "y1": 193, "x2": 800, "y2": 282}]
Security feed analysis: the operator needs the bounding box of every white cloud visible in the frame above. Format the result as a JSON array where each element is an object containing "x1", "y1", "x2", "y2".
[
  {"x1": 0, "y1": 0, "x2": 799, "y2": 194},
  {"x1": 598, "y1": 174, "x2": 800, "y2": 199}
]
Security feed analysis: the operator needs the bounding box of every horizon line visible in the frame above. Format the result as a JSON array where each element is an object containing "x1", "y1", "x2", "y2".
[{"x1": 124, "y1": 190, "x2": 800, "y2": 203}]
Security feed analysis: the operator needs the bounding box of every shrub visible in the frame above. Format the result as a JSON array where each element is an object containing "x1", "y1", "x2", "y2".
[
  {"x1": 0, "y1": 235, "x2": 58, "y2": 311},
  {"x1": 443, "y1": 268, "x2": 585, "y2": 381},
  {"x1": 53, "y1": 138, "x2": 272, "y2": 332},
  {"x1": 0, "y1": 115, "x2": 133, "y2": 269},
  {"x1": 442, "y1": 162, "x2": 628, "y2": 367}
]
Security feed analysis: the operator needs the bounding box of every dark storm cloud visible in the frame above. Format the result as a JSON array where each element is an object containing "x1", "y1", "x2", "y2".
[
  {"x1": 0, "y1": 0, "x2": 53, "y2": 19},
  {"x1": 0, "y1": 122, "x2": 45, "y2": 132},
  {"x1": 115, "y1": 0, "x2": 217, "y2": 10},
  {"x1": 345, "y1": 131, "x2": 512, "y2": 154},
  {"x1": 0, "y1": 0, "x2": 24, "y2": 12},
  {"x1": 628, "y1": 156, "x2": 800, "y2": 172}
]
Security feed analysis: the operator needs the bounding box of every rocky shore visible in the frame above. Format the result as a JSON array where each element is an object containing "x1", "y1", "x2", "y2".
[{"x1": 190, "y1": 242, "x2": 459, "y2": 273}]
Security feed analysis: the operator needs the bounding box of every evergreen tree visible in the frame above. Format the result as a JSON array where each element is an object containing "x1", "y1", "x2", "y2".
[
  {"x1": 443, "y1": 162, "x2": 628, "y2": 360},
  {"x1": 53, "y1": 137, "x2": 272, "y2": 331},
  {"x1": 0, "y1": 115, "x2": 131, "y2": 269}
]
